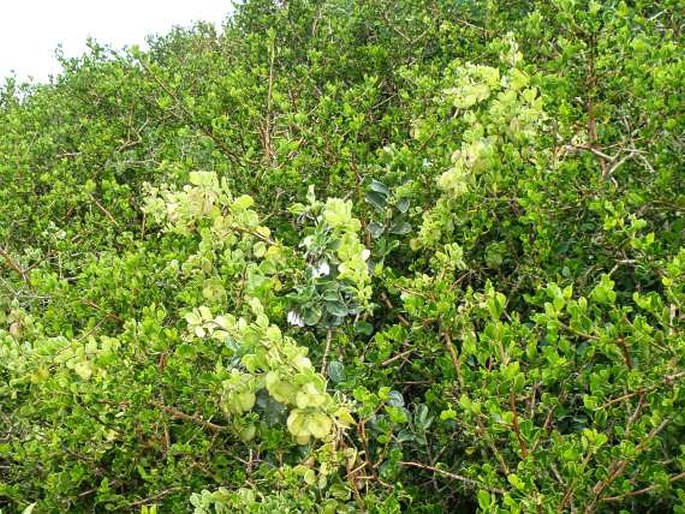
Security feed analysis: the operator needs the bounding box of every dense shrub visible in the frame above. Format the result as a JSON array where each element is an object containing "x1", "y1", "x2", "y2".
[{"x1": 1, "y1": 1, "x2": 683, "y2": 512}]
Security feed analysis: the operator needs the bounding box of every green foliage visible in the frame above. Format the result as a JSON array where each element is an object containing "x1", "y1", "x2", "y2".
[{"x1": 1, "y1": 0, "x2": 683, "y2": 512}]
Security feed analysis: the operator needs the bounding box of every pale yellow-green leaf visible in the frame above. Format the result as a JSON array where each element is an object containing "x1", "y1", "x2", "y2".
[
  {"x1": 252, "y1": 241, "x2": 266, "y2": 258},
  {"x1": 239, "y1": 424, "x2": 256, "y2": 442},
  {"x1": 73, "y1": 360, "x2": 94, "y2": 380},
  {"x1": 296, "y1": 433, "x2": 311, "y2": 445},
  {"x1": 304, "y1": 469, "x2": 317, "y2": 485},
  {"x1": 268, "y1": 379, "x2": 298, "y2": 404},
  {"x1": 232, "y1": 194, "x2": 254, "y2": 211},
  {"x1": 307, "y1": 412, "x2": 333, "y2": 439},
  {"x1": 287, "y1": 409, "x2": 307, "y2": 437},
  {"x1": 232, "y1": 391, "x2": 256, "y2": 413},
  {"x1": 334, "y1": 408, "x2": 355, "y2": 428}
]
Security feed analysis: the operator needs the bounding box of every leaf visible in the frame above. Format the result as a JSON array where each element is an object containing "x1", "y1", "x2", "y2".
[
  {"x1": 396, "y1": 197, "x2": 410, "y2": 214},
  {"x1": 239, "y1": 424, "x2": 256, "y2": 442},
  {"x1": 477, "y1": 490, "x2": 492, "y2": 510},
  {"x1": 326, "y1": 300, "x2": 349, "y2": 317},
  {"x1": 296, "y1": 389, "x2": 320, "y2": 409},
  {"x1": 304, "y1": 469, "x2": 317, "y2": 485},
  {"x1": 287, "y1": 409, "x2": 307, "y2": 437},
  {"x1": 202, "y1": 277, "x2": 226, "y2": 303},
  {"x1": 365, "y1": 191, "x2": 387, "y2": 212},
  {"x1": 232, "y1": 194, "x2": 254, "y2": 211},
  {"x1": 252, "y1": 241, "x2": 266, "y2": 258},
  {"x1": 369, "y1": 180, "x2": 390, "y2": 196},
  {"x1": 507, "y1": 473, "x2": 525, "y2": 491},
  {"x1": 327, "y1": 361, "x2": 346, "y2": 383},
  {"x1": 387, "y1": 390, "x2": 405, "y2": 408},
  {"x1": 322, "y1": 198, "x2": 353, "y2": 228},
  {"x1": 322, "y1": 287, "x2": 343, "y2": 302},
  {"x1": 354, "y1": 321, "x2": 374, "y2": 336},
  {"x1": 238, "y1": 390, "x2": 257, "y2": 412},
  {"x1": 307, "y1": 412, "x2": 333, "y2": 439},
  {"x1": 413, "y1": 403, "x2": 432, "y2": 430},
  {"x1": 388, "y1": 220, "x2": 411, "y2": 235},
  {"x1": 73, "y1": 360, "x2": 94, "y2": 380},
  {"x1": 302, "y1": 306, "x2": 323, "y2": 326},
  {"x1": 368, "y1": 221, "x2": 385, "y2": 239},
  {"x1": 268, "y1": 379, "x2": 298, "y2": 404},
  {"x1": 334, "y1": 408, "x2": 355, "y2": 428},
  {"x1": 21, "y1": 503, "x2": 37, "y2": 514}
]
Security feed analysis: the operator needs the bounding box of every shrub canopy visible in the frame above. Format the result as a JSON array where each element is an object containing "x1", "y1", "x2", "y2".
[{"x1": 1, "y1": 0, "x2": 684, "y2": 512}]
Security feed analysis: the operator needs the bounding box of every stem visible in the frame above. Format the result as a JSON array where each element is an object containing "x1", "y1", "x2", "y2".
[
  {"x1": 601, "y1": 471, "x2": 685, "y2": 503},
  {"x1": 0, "y1": 247, "x2": 32, "y2": 288},
  {"x1": 443, "y1": 330, "x2": 464, "y2": 390},
  {"x1": 262, "y1": 32, "x2": 276, "y2": 166},
  {"x1": 584, "y1": 418, "x2": 671, "y2": 513},
  {"x1": 509, "y1": 390, "x2": 529, "y2": 459},
  {"x1": 89, "y1": 193, "x2": 120, "y2": 227},
  {"x1": 155, "y1": 402, "x2": 229, "y2": 432},
  {"x1": 400, "y1": 461, "x2": 505, "y2": 494},
  {"x1": 320, "y1": 328, "x2": 333, "y2": 375}
]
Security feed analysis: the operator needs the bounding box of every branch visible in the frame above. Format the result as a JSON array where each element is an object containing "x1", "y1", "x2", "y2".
[
  {"x1": 0, "y1": 247, "x2": 31, "y2": 287},
  {"x1": 584, "y1": 418, "x2": 671, "y2": 513},
  {"x1": 509, "y1": 390, "x2": 529, "y2": 459},
  {"x1": 381, "y1": 348, "x2": 413, "y2": 367},
  {"x1": 600, "y1": 370, "x2": 685, "y2": 409},
  {"x1": 320, "y1": 328, "x2": 333, "y2": 375},
  {"x1": 443, "y1": 330, "x2": 464, "y2": 390},
  {"x1": 126, "y1": 486, "x2": 188, "y2": 508},
  {"x1": 379, "y1": 291, "x2": 410, "y2": 327},
  {"x1": 135, "y1": 57, "x2": 242, "y2": 165},
  {"x1": 155, "y1": 402, "x2": 229, "y2": 432},
  {"x1": 89, "y1": 193, "x2": 120, "y2": 227},
  {"x1": 262, "y1": 33, "x2": 276, "y2": 166},
  {"x1": 601, "y1": 470, "x2": 685, "y2": 503},
  {"x1": 228, "y1": 223, "x2": 277, "y2": 245},
  {"x1": 400, "y1": 461, "x2": 505, "y2": 494}
]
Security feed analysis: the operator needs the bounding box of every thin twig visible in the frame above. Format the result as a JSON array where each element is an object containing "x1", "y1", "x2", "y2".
[
  {"x1": 155, "y1": 402, "x2": 228, "y2": 432},
  {"x1": 0, "y1": 246, "x2": 32, "y2": 287},
  {"x1": 601, "y1": 470, "x2": 685, "y2": 503},
  {"x1": 379, "y1": 291, "x2": 410, "y2": 327},
  {"x1": 400, "y1": 461, "x2": 505, "y2": 494},
  {"x1": 600, "y1": 370, "x2": 685, "y2": 409},
  {"x1": 584, "y1": 418, "x2": 671, "y2": 513},
  {"x1": 89, "y1": 194, "x2": 120, "y2": 227},
  {"x1": 125, "y1": 486, "x2": 188, "y2": 508},
  {"x1": 381, "y1": 348, "x2": 413, "y2": 367},
  {"x1": 443, "y1": 330, "x2": 464, "y2": 390},
  {"x1": 321, "y1": 328, "x2": 333, "y2": 375},
  {"x1": 509, "y1": 390, "x2": 529, "y2": 459}
]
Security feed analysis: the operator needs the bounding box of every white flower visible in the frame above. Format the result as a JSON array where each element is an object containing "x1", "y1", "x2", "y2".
[
  {"x1": 312, "y1": 261, "x2": 330, "y2": 278},
  {"x1": 361, "y1": 249, "x2": 371, "y2": 261},
  {"x1": 287, "y1": 310, "x2": 305, "y2": 327}
]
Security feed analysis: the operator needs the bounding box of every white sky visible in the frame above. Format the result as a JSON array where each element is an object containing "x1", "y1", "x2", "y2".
[{"x1": 0, "y1": 1, "x2": 234, "y2": 83}]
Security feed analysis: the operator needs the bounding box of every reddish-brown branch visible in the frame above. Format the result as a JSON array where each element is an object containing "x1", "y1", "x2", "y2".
[
  {"x1": 600, "y1": 370, "x2": 685, "y2": 409},
  {"x1": 601, "y1": 470, "x2": 685, "y2": 503},
  {"x1": 443, "y1": 330, "x2": 464, "y2": 390},
  {"x1": 584, "y1": 418, "x2": 671, "y2": 513},
  {"x1": 615, "y1": 337, "x2": 633, "y2": 369},
  {"x1": 509, "y1": 390, "x2": 529, "y2": 459}
]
